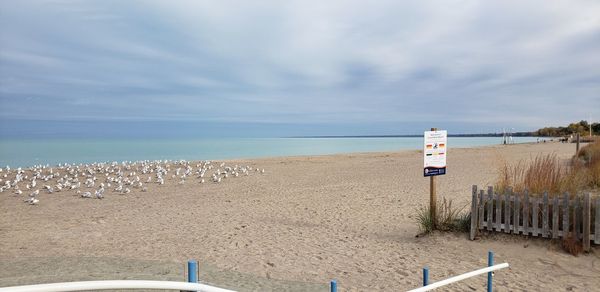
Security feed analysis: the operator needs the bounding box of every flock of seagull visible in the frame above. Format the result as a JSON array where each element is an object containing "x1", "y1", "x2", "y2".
[{"x1": 0, "y1": 160, "x2": 265, "y2": 206}]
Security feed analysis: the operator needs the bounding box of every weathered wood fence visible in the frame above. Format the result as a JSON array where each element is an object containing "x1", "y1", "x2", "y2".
[{"x1": 469, "y1": 185, "x2": 599, "y2": 252}]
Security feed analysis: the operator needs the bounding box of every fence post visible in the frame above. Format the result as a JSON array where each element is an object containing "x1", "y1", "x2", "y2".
[
  {"x1": 594, "y1": 197, "x2": 600, "y2": 244},
  {"x1": 501, "y1": 187, "x2": 511, "y2": 233},
  {"x1": 423, "y1": 267, "x2": 429, "y2": 286},
  {"x1": 532, "y1": 197, "x2": 539, "y2": 236},
  {"x1": 487, "y1": 251, "x2": 494, "y2": 292},
  {"x1": 523, "y1": 190, "x2": 529, "y2": 235},
  {"x1": 470, "y1": 185, "x2": 479, "y2": 240},
  {"x1": 563, "y1": 193, "x2": 570, "y2": 238},
  {"x1": 575, "y1": 195, "x2": 581, "y2": 240},
  {"x1": 576, "y1": 133, "x2": 580, "y2": 154},
  {"x1": 479, "y1": 190, "x2": 485, "y2": 231},
  {"x1": 487, "y1": 187, "x2": 494, "y2": 231},
  {"x1": 495, "y1": 191, "x2": 501, "y2": 232},
  {"x1": 552, "y1": 195, "x2": 559, "y2": 239},
  {"x1": 542, "y1": 192, "x2": 549, "y2": 238},
  {"x1": 513, "y1": 194, "x2": 520, "y2": 234},
  {"x1": 330, "y1": 280, "x2": 337, "y2": 292},
  {"x1": 583, "y1": 193, "x2": 590, "y2": 252},
  {"x1": 504, "y1": 188, "x2": 511, "y2": 233},
  {"x1": 188, "y1": 260, "x2": 198, "y2": 283}
]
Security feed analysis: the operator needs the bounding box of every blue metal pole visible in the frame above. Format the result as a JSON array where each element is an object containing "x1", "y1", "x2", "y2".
[
  {"x1": 423, "y1": 267, "x2": 429, "y2": 286},
  {"x1": 330, "y1": 280, "x2": 337, "y2": 292},
  {"x1": 188, "y1": 260, "x2": 198, "y2": 283},
  {"x1": 487, "y1": 251, "x2": 494, "y2": 292}
]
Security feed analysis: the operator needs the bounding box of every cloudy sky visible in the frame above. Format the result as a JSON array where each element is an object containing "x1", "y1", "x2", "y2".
[{"x1": 1, "y1": 0, "x2": 599, "y2": 137}]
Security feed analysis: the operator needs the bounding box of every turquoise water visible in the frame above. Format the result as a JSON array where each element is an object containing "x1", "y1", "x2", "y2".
[{"x1": 0, "y1": 137, "x2": 539, "y2": 167}]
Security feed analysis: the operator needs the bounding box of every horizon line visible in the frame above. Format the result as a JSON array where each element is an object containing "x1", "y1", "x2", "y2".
[{"x1": 286, "y1": 132, "x2": 537, "y2": 138}]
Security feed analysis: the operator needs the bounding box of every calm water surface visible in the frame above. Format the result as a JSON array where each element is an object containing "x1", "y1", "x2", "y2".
[{"x1": 0, "y1": 137, "x2": 540, "y2": 167}]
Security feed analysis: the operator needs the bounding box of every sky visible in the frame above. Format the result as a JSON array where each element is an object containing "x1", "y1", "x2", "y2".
[{"x1": 1, "y1": 0, "x2": 599, "y2": 137}]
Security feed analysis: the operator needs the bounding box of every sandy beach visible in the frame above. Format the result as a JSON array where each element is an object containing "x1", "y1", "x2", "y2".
[{"x1": 0, "y1": 142, "x2": 598, "y2": 291}]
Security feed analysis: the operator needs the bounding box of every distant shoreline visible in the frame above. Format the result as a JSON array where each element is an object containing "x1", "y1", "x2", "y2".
[{"x1": 288, "y1": 133, "x2": 537, "y2": 138}]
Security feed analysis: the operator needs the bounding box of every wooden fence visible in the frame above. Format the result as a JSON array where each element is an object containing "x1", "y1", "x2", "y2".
[{"x1": 469, "y1": 186, "x2": 599, "y2": 251}]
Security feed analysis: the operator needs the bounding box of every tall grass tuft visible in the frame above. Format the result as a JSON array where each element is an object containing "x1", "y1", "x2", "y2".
[
  {"x1": 415, "y1": 198, "x2": 469, "y2": 234},
  {"x1": 496, "y1": 153, "x2": 591, "y2": 196},
  {"x1": 415, "y1": 205, "x2": 435, "y2": 234},
  {"x1": 577, "y1": 140, "x2": 600, "y2": 187},
  {"x1": 497, "y1": 153, "x2": 562, "y2": 195}
]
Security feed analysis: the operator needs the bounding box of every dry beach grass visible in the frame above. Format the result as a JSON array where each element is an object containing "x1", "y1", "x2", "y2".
[
  {"x1": 496, "y1": 140, "x2": 600, "y2": 196},
  {"x1": 0, "y1": 142, "x2": 599, "y2": 291}
]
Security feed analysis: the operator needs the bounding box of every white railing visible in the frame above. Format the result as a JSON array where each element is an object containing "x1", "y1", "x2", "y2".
[
  {"x1": 0, "y1": 280, "x2": 236, "y2": 292},
  {"x1": 0, "y1": 262, "x2": 509, "y2": 292},
  {"x1": 407, "y1": 263, "x2": 509, "y2": 292}
]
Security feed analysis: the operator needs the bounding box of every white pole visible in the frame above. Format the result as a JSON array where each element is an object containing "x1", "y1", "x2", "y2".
[
  {"x1": 407, "y1": 263, "x2": 509, "y2": 292},
  {"x1": 0, "y1": 280, "x2": 236, "y2": 292}
]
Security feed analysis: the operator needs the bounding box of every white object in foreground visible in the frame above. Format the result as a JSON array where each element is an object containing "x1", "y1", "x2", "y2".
[
  {"x1": 407, "y1": 263, "x2": 509, "y2": 292},
  {"x1": 0, "y1": 280, "x2": 236, "y2": 292}
]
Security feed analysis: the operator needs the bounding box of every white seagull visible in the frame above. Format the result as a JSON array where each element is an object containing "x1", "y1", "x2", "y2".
[{"x1": 25, "y1": 197, "x2": 39, "y2": 205}]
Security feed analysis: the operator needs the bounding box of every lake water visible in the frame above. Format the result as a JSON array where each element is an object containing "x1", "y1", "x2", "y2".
[{"x1": 0, "y1": 136, "x2": 540, "y2": 167}]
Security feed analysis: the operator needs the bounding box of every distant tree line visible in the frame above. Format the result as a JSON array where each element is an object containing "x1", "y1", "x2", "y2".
[{"x1": 535, "y1": 120, "x2": 600, "y2": 137}]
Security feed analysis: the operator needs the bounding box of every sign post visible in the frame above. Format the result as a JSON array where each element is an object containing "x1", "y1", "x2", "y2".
[{"x1": 424, "y1": 128, "x2": 447, "y2": 229}]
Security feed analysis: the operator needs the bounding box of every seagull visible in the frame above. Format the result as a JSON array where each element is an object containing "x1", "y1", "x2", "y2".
[
  {"x1": 95, "y1": 187, "x2": 104, "y2": 199},
  {"x1": 81, "y1": 191, "x2": 92, "y2": 198},
  {"x1": 25, "y1": 197, "x2": 39, "y2": 205},
  {"x1": 70, "y1": 182, "x2": 80, "y2": 190}
]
